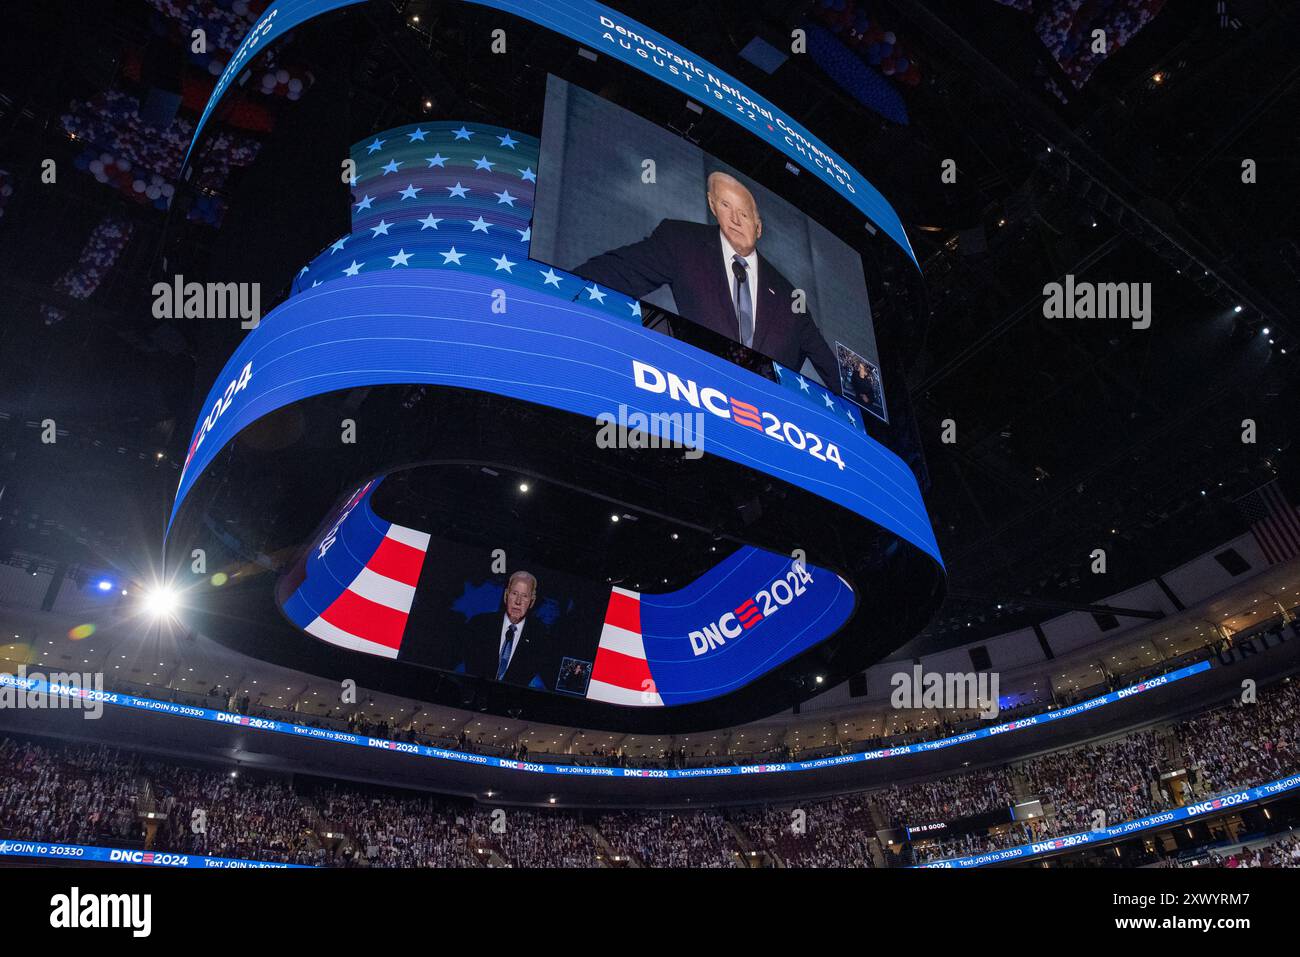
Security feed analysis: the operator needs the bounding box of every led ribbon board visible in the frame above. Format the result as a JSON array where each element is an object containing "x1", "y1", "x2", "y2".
[
  {"x1": 4, "y1": 661, "x2": 1214, "y2": 779},
  {"x1": 183, "y1": 0, "x2": 918, "y2": 267},
  {"x1": 921, "y1": 769, "x2": 1300, "y2": 868},
  {"x1": 0, "y1": 839, "x2": 307, "y2": 869}
]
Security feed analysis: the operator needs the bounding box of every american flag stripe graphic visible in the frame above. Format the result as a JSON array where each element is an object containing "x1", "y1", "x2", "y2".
[
  {"x1": 588, "y1": 587, "x2": 662, "y2": 706},
  {"x1": 304, "y1": 521, "x2": 430, "y2": 659},
  {"x1": 1237, "y1": 480, "x2": 1300, "y2": 565}
]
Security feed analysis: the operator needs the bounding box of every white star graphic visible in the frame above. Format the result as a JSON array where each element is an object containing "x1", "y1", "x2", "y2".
[
  {"x1": 797, "y1": 375, "x2": 810, "y2": 393},
  {"x1": 299, "y1": 265, "x2": 309, "y2": 276},
  {"x1": 498, "y1": 133, "x2": 518, "y2": 148},
  {"x1": 389, "y1": 249, "x2": 412, "y2": 267},
  {"x1": 473, "y1": 156, "x2": 495, "y2": 171},
  {"x1": 370, "y1": 219, "x2": 392, "y2": 237},
  {"x1": 823, "y1": 392, "x2": 835, "y2": 409},
  {"x1": 539, "y1": 268, "x2": 562, "y2": 287},
  {"x1": 446, "y1": 182, "x2": 470, "y2": 198},
  {"x1": 311, "y1": 280, "x2": 321, "y2": 287},
  {"x1": 584, "y1": 284, "x2": 606, "y2": 304},
  {"x1": 398, "y1": 184, "x2": 423, "y2": 200},
  {"x1": 354, "y1": 194, "x2": 374, "y2": 211},
  {"x1": 494, "y1": 189, "x2": 516, "y2": 206},
  {"x1": 492, "y1": 253, "x2": 516, "y2": 273},
  {"x1": 516, "y1": 226, "x2": 531, "y2": 242},
  {"x1": 407, "y1": 127, "x2": 428, "y2": 142},
  {"x1": 343, "y1": 260, "x2": 363, "y2": 276},
  {"x1": 366, "y1": 138, "x2": 385, "y2": 154},
  {"x1": 846, "y1": 409, "x2": 857, "y2": 424},
  {"x1": 629, "y1": 301, "x2": 642, "y2": 318},
  {"x1": 418, "y1": 214, "x2": 442, "y2": 230},
  {"x1": 518, "y1": 167, "x2": 536, "y2": 182},
  {"x1": 381, "y1": 159, "x2": 401, "y2": 175},
  {"x1": 468, "y1": 216, "x2": 491, "y2": 233},
  {"x1": 452, "y1": 126, "x2": 473, "y2": 140},
  {"x1": 441, "y1": 246, "x2": 466, "y2": 265},
  {"x1": 425, "y1": 154, "x2": 447, "y2": 168}
]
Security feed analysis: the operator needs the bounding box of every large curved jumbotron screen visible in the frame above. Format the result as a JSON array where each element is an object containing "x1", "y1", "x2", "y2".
[{"x1": 168, "y1": 1, "x2": 944, "y2": 726}]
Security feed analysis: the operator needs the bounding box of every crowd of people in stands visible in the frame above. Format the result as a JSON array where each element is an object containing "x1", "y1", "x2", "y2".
[
  {"x1": 880, "y1": 766, "x2": 1016, "y2": 827},
  {"x1": 470, "y1": 807, "x2": 597, "y2": 868},
  {"x1": 4, "y1": 665, "x2": 1300, "y2": 868},
  {"x1": 731, "y1": 796, "x2": 877, "y2": 867},
  {"x1": 1178, "y1": 679, "x2": 1300, "y2": 794},
  {"x1": 1198, "y1": 832, "x2": 1300, "y2": 869},
  {"x1": 1021, "y1": 729, "x2": 1166, "y2": 835},
  {"x1": 0, "y1": 738, "x2": 140, "y2": 847},
  {"x1": 317, "y1": 789, "x2": 476, "y2": 868},
  {"x1": 598, "y1": 810, "x2": 742, "y2": 868},
  {"x1": 152, "y1": 767, "x2": 316, "y2": 865}
]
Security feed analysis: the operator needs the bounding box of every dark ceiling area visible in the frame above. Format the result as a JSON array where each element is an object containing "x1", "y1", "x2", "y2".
[{"x1": 0, "y1": 0, "x2": 1296, "y2": 664}]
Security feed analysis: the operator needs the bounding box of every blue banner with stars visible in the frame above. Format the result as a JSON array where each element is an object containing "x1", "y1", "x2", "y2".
[{"x1": 291, "y1": 120, "x2": 645, "y2": 328}]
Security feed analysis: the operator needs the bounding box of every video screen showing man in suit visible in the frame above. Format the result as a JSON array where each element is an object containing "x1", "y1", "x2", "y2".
[
  {"x1": 530, "y1": 75, "x2": 887, "y2": 421},
  {"x1": 397, "y1": 532, "x2": 609, "y2": 694},
  {"x1": 573, "y1": 172, "x2": 840, "y2": 392},
  {"x1": 460, "y1": 570, "x2": 553, "y2": 690}
]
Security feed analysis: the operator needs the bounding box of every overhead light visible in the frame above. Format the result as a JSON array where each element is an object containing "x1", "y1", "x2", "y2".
[
  {"x1": 96, "y1": 580, "x2": 113, "y2": 592},
  {"x1": 610, "y1": 514, "x2": 619, "y2": 523},
  {"x1": 144, "y1": 585, "x2": 178, "y2": 619},
  {"x1": 1234, "y1": 305, "x2": 1243, "y2": 313},
  {"x1": 518, "y1": 482, "x2": 530, "y2": 493}
]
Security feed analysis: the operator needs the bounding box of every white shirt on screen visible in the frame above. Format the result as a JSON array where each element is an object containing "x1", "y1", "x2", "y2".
[{"x1": 719, "y1": 230, "x2": 758, "y2": 334}]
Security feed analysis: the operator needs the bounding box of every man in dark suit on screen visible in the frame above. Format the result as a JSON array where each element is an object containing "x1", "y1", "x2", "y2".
[
  {"x1": 573, "y1": 171, "x2": 840, "y2": 391},
  {"x1": 460, "y1": 570, "x2": 554, "y2": 691}
]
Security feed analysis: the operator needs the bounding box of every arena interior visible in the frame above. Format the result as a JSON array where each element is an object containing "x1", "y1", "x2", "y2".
[{"x1": 0, "y1": 0, "x2": 1297, "y2": 936}]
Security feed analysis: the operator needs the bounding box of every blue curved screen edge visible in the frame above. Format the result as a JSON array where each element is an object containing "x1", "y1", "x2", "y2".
[
  {"x1": 167, "y1": 272, "x2": 943, "y2": 573},
  {"x1": 183, "y1": 0, "x2": 918, "y2": 269}
]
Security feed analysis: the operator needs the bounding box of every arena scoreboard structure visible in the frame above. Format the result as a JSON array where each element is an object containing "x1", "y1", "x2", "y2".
[{"x1": 166, "y1": 0, "x2": 945, "y2": 733}]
